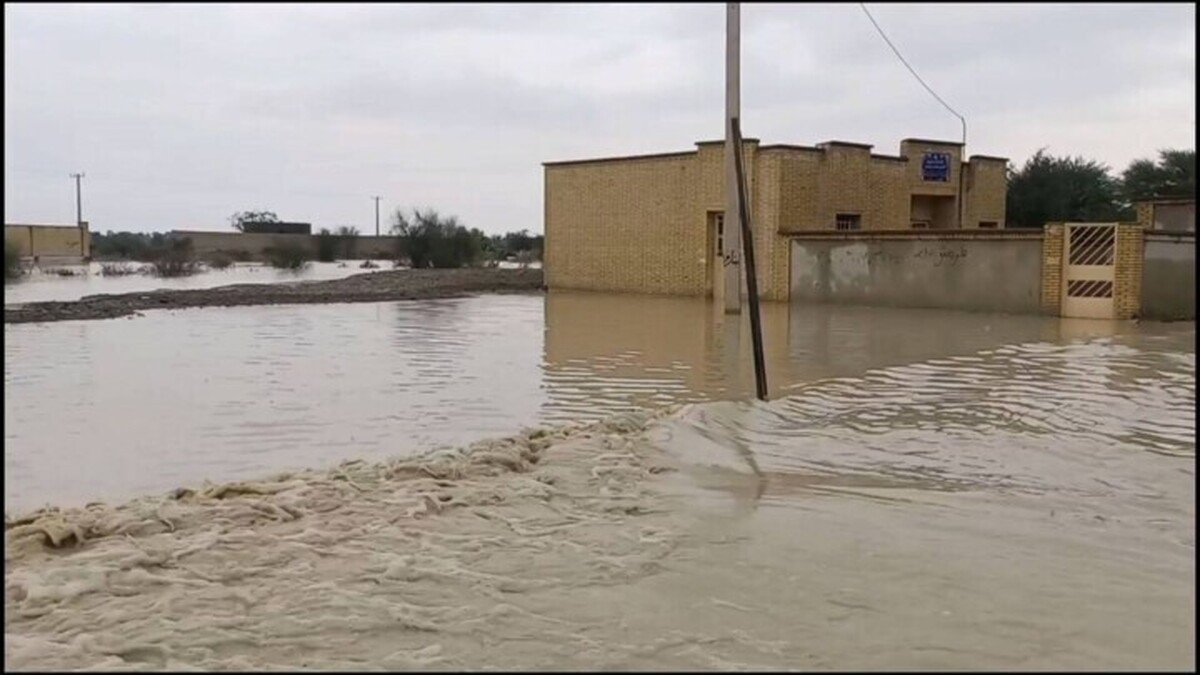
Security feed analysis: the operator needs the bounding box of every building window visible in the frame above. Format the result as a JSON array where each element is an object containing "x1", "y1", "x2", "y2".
[
  {"x1": 835, "y1": 214, "x2": 861, "y2": 231},
  {"x1": 911, "y1": 221, "x2": 930, "y2": 230},
  {"x1": 978, "y1": 221, "x2": 998, "y2": 229}
]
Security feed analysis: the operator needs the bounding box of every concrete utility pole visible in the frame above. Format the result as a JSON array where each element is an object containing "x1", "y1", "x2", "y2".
[
  {"x1": 371, "y1": 196, "x2": 381, "y2": 236},
  {"x1": 70, "y1": 172, "x2": 85, "y2": 226},
  {"x1": 724, "y1": 2, "x2": 743, "y2": 314}
]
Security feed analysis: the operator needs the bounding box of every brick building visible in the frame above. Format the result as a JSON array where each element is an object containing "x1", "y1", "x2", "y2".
[{"x1": 543, "y1": 137, "x2": 1008, "y2": 300}]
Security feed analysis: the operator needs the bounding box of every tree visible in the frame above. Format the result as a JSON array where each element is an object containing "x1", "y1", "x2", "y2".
[
  {"x1": 335, "y1": 226, "x2": 361, "y2": 259},
  {"x1": 229, "y1": 210, "x2": 280, "y2": 232},
  {"x1": 315, "y1": 228, "x2": 338, "y2": 262},
  {"x1": 1005, "y1": 149, "x2": 1131, "y2": 228},
  {"x1": 390, "y1": 207, "x2": 483, "y2": 268},
  {"x1": 1121, "y1": 149, "x2": 1195, "y2": 202}
]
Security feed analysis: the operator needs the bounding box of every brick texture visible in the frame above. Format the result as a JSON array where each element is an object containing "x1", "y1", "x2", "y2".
[
  {"x1": 1040, "y1": 223, "x2": 1064, "y2": 314},
  {"x1": 543, "y1": 137, "x2": 1007, "y2": 301},
  {"x1": 1114, "y1": 223, "x2": 1144, "y2": 319}
]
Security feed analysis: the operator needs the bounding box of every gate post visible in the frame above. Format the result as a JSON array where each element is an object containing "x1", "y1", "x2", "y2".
[
  {"x1": 1114, "y1": 223, "x2": 1144, "y2": 320},
  {"x1": 1040, "y1": 223, "x2": 1065, "y2": 315}
]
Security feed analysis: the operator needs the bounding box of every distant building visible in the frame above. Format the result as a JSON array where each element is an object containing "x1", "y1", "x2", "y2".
[
  {"x1": 242, "y1": 221, "x2": 312, "y2": 235},
  {"x1": 543, "y1": 137, "x2": 1008, "y2": 300},
  {"x1": 1135, "y1": 198, "x2": 1195, "y2": 233},
  {"x1": 4, "y1": 221, "x2": 91, "y2": 263}
]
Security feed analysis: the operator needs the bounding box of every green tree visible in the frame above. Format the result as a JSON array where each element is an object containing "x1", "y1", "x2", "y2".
[
  {"x1": 5, "y1": 239, "x2": 21, "y2": 280},
  {"x1": 315, "y1": 228, "x2": 338, "y2": 262},
  {"x1": 229, "y1": 210, "x2": 280, "y2": 232},
  {"x1": 1005, "y1": 149, "x2": 1131, "y2": 228},
  {"x1": 1121, "y1": 149, "x2": 1195, "y2": 202},
  {"x1": 335, "y1": 225, "x2": 360, "y2": 259},
  {"x1": 390, "y1": 208, "x2": 482, "y2": 268}
]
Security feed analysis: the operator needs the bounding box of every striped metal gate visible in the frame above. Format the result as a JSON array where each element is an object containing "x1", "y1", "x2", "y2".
[{"x1": 1061, "y1": 223, "x2": 1117, "y2": 319}]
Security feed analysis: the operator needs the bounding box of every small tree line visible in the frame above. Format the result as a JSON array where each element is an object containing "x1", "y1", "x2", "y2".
[
  {"x1": 1006, "y1": 148, "x2": 1194, "y2": 228},
  {"x1": 87, "y1": 207, "x2": 542, "y2": 271},
  {"x1": 390, "y1": 208, "x2": 542, "y2": 269}
]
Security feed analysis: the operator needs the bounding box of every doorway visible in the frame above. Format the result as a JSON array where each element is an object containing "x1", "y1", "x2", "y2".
[{"x1": 708, "y1": 211, "x2": 726, "y2": 301}]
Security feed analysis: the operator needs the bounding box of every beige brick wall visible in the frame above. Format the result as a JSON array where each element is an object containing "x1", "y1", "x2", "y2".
[
  {"x1": 543, "y1": 137, "x2": 1007, "y2": 301},
  {"x1": 544, "y1": 152, "x2": 708, "y2": 296},
  {"x1": 775, "y1": 148, "x2": 909, "y2": 233},
  {"x1": 1135, "y1": 202, "x2": 1154, "y2": 229},
  {"x1": 1040, "y1": 223, "x2": 1064, "y2": 314},
  {"x1": 963, "y1": 159, "x2": 1008, "y2": 228},
  {"x1": 900, "y1": 140, "x2": 963, "y2": 197},
  {"x1": 5, "y1": 223, "x2": 90, "y2": 260},
  {"x1": 868, "y1": 160, "x2": 911, "y2": 230},
  {"x1": 1114, "y1": 223, "x2": 1144, "y2": 320}
]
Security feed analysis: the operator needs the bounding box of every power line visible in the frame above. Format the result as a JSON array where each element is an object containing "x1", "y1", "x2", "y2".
[
  {"x1": 859, "y1": 2, "x2": 968, "y2": 229},
  {"x1": 858, "y1": 3, "x2": 965, "y2": 142}
]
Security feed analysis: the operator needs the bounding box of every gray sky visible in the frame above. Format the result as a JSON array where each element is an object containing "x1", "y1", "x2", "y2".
[{"x1": 4, "y1": 3, "x2": 1195, "y2": 235}]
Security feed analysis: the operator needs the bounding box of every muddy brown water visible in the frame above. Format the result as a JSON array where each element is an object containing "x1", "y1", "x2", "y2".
[{"x1": 3, "y1": 291, "x2": 1195, "y2": 670}]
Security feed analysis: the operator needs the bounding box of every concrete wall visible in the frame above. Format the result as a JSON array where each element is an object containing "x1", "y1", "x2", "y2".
[
  {"x1": 1153, "y1": 202, "x2": 1195, "y2": 233},
  {"x1": 1136, "y1": 199, "x2": 1196, "y2": 233},
  {"x1": 1141, "y1": 232, "x2": 1195, "y2": 321},
  {"x1": 790, "y1": 231, "x2": 1045, "y2": 314},
  {"x1": 172, "y1": 230, "x2": 399, "y2": 259},
  {"x1": 4, "y1": 223, "x2": 90, "y2": 261}
]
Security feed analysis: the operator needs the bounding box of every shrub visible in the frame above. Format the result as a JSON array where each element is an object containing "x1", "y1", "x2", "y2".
[
  {"x1": 264, "y1": 243, "x2": 311, "y2": 270},
  {"x1": 5, "y1": 240, "x2": 22, "y2": 280},
  {"x1": 149, "y1": 237, "x2": 200, "y2": 277},
  {"x1": 359, "y1": 259, "x2": 380, "y2": 269},
  {"x1": 50, "y1": 267, "x2": 81, "y2": 277},
  {"x1": 315, "y1": 229, "x2": 338, "y2": 262},
  {"x1": 205, "y1": 253, "x2": 234, "y2": 270},
  {"x1": 99, "y1": 262, "x2": 140, "y2": 276},
  {"x1": 390, "y1": 207, "x2": 485, "y2": 269}
]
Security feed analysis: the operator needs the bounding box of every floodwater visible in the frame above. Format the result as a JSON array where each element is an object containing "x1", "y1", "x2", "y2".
[
  {"x1": 4, "y1": 291, "x2": 1195, "y2": 670},
  {"x1": 3, "y1": 261, "x2": 385, "y2": 305},
  {"x1": 3, "y1": 260, "x2": 540, "y2": 305}
]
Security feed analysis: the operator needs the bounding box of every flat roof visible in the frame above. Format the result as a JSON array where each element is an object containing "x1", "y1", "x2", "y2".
[
  {"x1": 758, "y1": 144, "x2": 822, "y2": 153},
  {"x1": 543, "y1": 150, "x2": 698, "y2": 168},
  {"x1": 818, "y1": 140, "x2": 874, "y2": 150},
  {"x1": 694, "y1": 138, "x2": 761, "y2": 146},
  {"x1": 546, "y1": 137, "x2": 1003, "y2": 167},
  {"x1": 902, "y1": 138, "x2": 965, "y2": 147},
  {"x1": 1136, "y1": 197, "x2": 1195, "y2": 205}
]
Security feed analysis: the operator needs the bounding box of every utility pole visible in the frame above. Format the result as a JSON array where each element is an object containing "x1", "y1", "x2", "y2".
[
  {"x1": 371, "y1": 196, "x2": 381, "y2": 236},
  {"x1": 724, "y1": 2, "x2": 743, "y2": 314},
  {"x1": 70, "y1": 172, "x2": 85, "y2": 226}
]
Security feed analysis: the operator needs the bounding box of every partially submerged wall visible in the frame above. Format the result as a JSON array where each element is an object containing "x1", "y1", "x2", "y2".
[
  {"x1": 172, "y1": 231, "x2": 399, "y2": 259},
  {"x1": 789, "y1": 230, "x2": 1045, "y2": 314},
  {"x1": 1141, "y1": 232, "x2": 1195, "y2": 321},
  {"x1": 5, "y1": 223, "x2": 90, "y2": 262}
]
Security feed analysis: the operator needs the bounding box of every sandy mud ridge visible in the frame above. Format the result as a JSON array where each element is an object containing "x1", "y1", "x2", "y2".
[{"x1": 4, "y1": 268, "x2": 545, "y2": 324}]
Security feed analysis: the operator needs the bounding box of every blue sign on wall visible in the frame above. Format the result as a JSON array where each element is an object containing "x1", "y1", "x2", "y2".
[{"x1": 921, "y1": 152, "x2": 951, "y2": 182}]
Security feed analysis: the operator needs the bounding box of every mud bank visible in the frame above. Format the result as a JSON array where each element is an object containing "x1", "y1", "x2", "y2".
[
  {"x1": 4, "y1": 409, "x2": 700, "y2": 671},
  {"x1": 3, "y1": 268, "x2": 544, "y2": 324}
]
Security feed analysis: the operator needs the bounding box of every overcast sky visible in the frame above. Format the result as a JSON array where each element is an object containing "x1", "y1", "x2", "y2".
[{"x1": 4, "y1": 3, "x2": 1195, "y2": 235}]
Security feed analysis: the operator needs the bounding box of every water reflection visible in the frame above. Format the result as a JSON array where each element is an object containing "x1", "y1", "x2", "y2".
[{"x1": 3, "y1": 291, "x2": 1194, "y2": 512}]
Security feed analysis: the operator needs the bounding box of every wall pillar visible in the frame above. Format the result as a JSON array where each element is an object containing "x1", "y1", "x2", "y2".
[
  {"x1": 1040, "y1": 223, "x2": 1064, "y2": 315},
  {"x1": 1114, "y1": 223, "x2": 1144, "y2": 320}
]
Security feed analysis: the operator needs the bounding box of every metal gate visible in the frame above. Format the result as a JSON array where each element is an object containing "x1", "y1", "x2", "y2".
[{"x1": 1061, "y1": 223, "x2": 1116, "y2": 319}]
